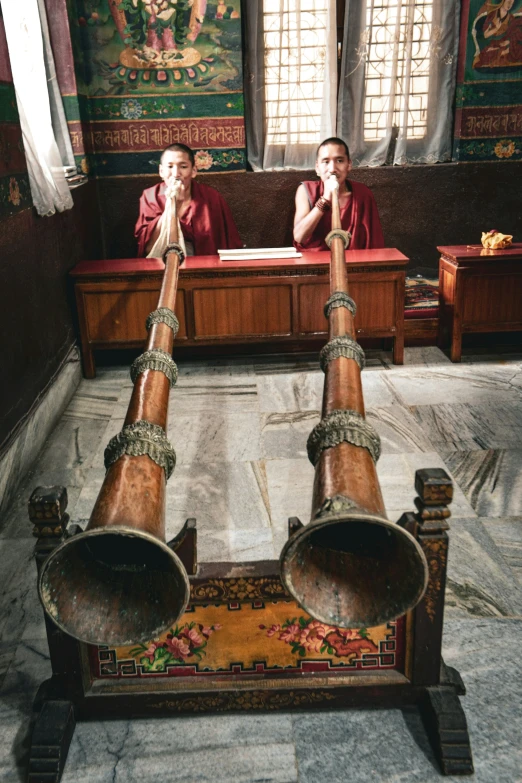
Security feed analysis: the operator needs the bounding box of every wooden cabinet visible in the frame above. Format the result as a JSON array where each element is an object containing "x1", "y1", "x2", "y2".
[
  {"x1": 438, "y1": 244, "x2": 522, "y2": 361},
  {"x1": 71, "y1": 250, "x2": 407, "y2": 377}
]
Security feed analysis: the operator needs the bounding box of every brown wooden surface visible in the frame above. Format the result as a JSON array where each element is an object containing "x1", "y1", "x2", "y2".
[
  {"x1": 437, "y1": 243, "x2": 522, "y2": 362},
  {"x1": 71, "y1": 250, "x2": 407, "y2": 377}
]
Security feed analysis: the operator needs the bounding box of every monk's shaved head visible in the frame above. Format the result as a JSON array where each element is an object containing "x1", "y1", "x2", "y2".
[
  {"x1": 161, "y1": 143, "x2": 195, "y2": 166},
  {"x1": 316, "y1": 137, "x2": 350, "y2": 161}
]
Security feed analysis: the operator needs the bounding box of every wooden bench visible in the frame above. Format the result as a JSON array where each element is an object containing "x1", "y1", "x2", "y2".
[{"x1": 71, "y1": 249, "x2": 408, "y2": 377}]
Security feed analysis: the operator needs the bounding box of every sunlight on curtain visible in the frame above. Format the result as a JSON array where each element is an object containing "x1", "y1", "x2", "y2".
[
  {"x1": 245, "y1": 0, "x2": 337, "y2": 171},
  {"x1": 2, "y1": 0, "x2": 73, "y2": 215},
  {"x1": 338, "y1": 0, "x2": 460, "y2": 166}
]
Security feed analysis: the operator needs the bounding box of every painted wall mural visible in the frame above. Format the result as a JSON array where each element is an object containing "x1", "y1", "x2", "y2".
[
  {"x1": 454, "y1": 0, "x2": 522, "y2": 161},
  {"x1": 0, "y1": 16, "x2": 32, "y2": 220},
  {"x1": 65, "y1": 0, "x2": 245, "y2": 176}
]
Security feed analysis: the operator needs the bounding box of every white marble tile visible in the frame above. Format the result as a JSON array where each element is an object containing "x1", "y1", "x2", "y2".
[
  {"x1": 360, "y1": 371, "x2": 396, "y2": 407},
  {"x1": 170, "y1": 413, "x2": 262, "y2": 464},
  {"x1": 253, "y1": 354, "x2": 320, "y2": 375},
  {"x1": 411, "y1": 401, "x2": 522, "y2": 451},
  {"x1": 385, "y1": 365, "x2": 522, "y2": 406},
  {"x1": 256, "y1": 367, "x2": 395, "y2": 413},
  {"x1": 265, "y1": 458, "x2": 315, "y2": 532},
  {"x1": 170, "y1": 379, "x2": 259, "y2": 414},
  {"x1": 20, "y1": 417, "x2": 110, "y2": 491},
  {"x1": 441, "y1": 449, "x2": 522, "y2": 517},
  {"x1": 401, "y1": 346, "x2": 452, "y2": 367},
  {"x1": 0, "y1": 539, "x2": 43, "y2": 642},
  {"x1": 261, "y1": 411, "x2": 319, "y2": 461},
  {"x1": 69, "y1": 466, "x2": 106, "y2": 526},
  {"x1": 60, "y1": 734, "x2": 297, "y2": 783},
  {"x1": 177, "y1": 357, "x2": 255, "y2": 380},
  {"x1": 165, "y1": 460, "x2": 272, "y2": 541},
  {"x1": 62, "y1": 381, "x2": 119, "y2": 421},
  {"x1": 481, "y1": 517, "x2": 522, "y2": 584},
  {"x1": 198, "y1": 527, "x2": 275, "y2": 562},
  {"x1": 445, "y1": 517, "x2": 522, "y2": 619},
  {"x1": 366, "y1": 405, "x2": 435, "y2": 454},
  {"x1": 256, "y1": 371, "x2": 323, "y2": 413},
  {"x1": 376, "y1": 452, "x2": 477, "y2": 521}
]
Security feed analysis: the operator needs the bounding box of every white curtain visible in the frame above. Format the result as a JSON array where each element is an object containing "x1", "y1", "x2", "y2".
[
  {"x1": 338, "y1": 0, "x2": 460, "y2": 167},
  {"x1": 2, "y1": 0, "x2": 73, "y2": 215},
  {"x1": 38, "y1": 0, "x2": 77, "y2": 174},
  {"x1": 245, "y1": 0, "x2": 338, "y2": 171}
]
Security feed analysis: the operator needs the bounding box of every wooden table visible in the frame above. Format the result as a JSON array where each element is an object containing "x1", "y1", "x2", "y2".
[
  {"x1": 438, "y1": 243, "x2": 522, "y2": 362},
  {"x1": 71, "y1": 249, "x2": 407, "y2": 377}
]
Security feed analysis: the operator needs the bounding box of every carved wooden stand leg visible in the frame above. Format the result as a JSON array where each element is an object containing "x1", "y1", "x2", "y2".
[
  {"x1": 420, "y1": 682, "x2": 473, "y2": 774},
  {"x1": 28, "y1": 488, "x2": 78, "y2": 783},
  {"x1": 28, "y1": 701, "x2": 76, "y2": 783},
  {"x1": 399, "y1": 469, "x2": 474, "y2": 775}
]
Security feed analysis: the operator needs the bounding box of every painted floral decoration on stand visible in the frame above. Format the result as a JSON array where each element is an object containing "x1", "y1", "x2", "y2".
[
  {"x1": 129, "y1": 621, "x2": 222, "y2": 672},
  {"x1": 261, "y1": 617, "x2": 378, "y2": 660}
]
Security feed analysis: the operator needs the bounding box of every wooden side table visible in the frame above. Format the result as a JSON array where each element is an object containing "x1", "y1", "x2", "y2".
[{"x1": 437, "y1": 243, "x2": 522, "y2": 362}]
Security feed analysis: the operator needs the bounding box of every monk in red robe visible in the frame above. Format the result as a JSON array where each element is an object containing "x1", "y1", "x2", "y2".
[
  {"x1": 135, "y1": 143, "x2": 242, "y2": 257},
  {"x1": 293, "y1": 137, "x2": 384, "y2": 251}
]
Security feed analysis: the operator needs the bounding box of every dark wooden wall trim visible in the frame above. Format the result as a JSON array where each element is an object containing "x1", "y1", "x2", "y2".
[
  {"x1": 98, "y1": 162, "x2": 522, "y2": 271},
  {"x1": 0, "y1": 181, "x2": 102, "y2": 450}
]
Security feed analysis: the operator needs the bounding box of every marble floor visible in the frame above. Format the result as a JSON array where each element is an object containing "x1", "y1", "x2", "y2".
[{"x1": 1, "y1": 346, "x2": 522, "y2": 782}]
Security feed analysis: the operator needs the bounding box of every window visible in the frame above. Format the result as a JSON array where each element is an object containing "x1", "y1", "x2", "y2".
[
  {"x1": 363, "y1": 0, "x2": 433, "y2": 142},
  {"x1": 263, "y1": 0, "x2": 330, "y2": 146},
  {"x1": 245, "y1": 0, "x2": 459, "y2": 169}
]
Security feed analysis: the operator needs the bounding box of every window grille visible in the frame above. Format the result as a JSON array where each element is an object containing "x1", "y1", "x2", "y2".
[
  {"x1": 363, "y1": 0, "x2": 432, "y2": 142},
  {"x1": 263, "y1": 0, "x2": 329, "y2": 146}
]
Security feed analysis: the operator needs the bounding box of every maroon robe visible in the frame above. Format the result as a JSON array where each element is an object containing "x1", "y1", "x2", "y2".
[
  {"x1": 135, "y1": 180, "x2": 242, "y2": 257},
  {"x1": 294, "y1": 180, "x2": 384, "y2": 251}
]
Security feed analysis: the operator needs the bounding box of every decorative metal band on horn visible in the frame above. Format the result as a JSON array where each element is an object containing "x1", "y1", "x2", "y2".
[
  {"x1": 146, "y1": 307, "x2": 179, "y2": 338},
  {"x1": 307, "y1": 409, "x2": 381, "y2": 466},
  {"x1": 163, "y1": 242, "x2": 185, "y2": 264},
  {"x1": 104, "y1": 420, "x2": 176, "y2": 479},
  {"x1": 324, "y1": 291, "x2": 357, "y2": 319},
  {"x1": 319, "y1": 336, "x2": 366, "y2": 372},
  {"x1": 130, "y1": 348, "x2": 178, "y2": 388},
  {"x1": 325, "y1": 229, "x2": 351, "y2": 249}
]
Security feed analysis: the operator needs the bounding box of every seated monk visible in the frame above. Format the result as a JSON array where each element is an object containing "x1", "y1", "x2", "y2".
[
  {"x1": 135, "y1": 143, "x2": 242, "y2": 257},
  {"x1": 293, "y1": 137, "x2": 384, "y2": 251}
]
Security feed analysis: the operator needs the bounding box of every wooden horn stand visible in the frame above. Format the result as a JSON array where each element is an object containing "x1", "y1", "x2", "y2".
[{"x1": 27, "y1": 186, "x2": 474, "y2": 781}]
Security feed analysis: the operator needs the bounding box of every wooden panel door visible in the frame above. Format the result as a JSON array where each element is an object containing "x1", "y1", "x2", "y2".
[
  {"x1": 81, "y1": 286, "x2": 187, "y2": 343},
  {"x1": 192, "y1": 285, "x2": 292, "y2": 338}
]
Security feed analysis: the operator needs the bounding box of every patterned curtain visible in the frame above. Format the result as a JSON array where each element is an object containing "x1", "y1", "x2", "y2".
[
  {"x1": 338, "y1": 0, "x2": 460, "y2": 167},
  {"x1": 245, "y1": 0, "x2": 338, "y2": 171}
]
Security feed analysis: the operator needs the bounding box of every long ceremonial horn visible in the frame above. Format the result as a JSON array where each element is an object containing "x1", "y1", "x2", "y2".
[
  {"x1": 280, "y1": 176, "x2": 429, "y2": 628},
  {"x1": 38, "y1": 184, "x2": 190, "y2": 646}
]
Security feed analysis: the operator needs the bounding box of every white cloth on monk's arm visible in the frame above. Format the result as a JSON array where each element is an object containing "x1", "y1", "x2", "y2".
[{"x1": 146, "y1": 184, "x2": 187, "y2": 259}]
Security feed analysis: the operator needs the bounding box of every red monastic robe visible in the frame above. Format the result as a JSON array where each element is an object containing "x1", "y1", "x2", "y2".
[
  {"x1": 135, "y1": 180, "x2": 242, "y2": 257},
  {"x1": 294, "y1": 180, "x2": 384, "y2": 252}
]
